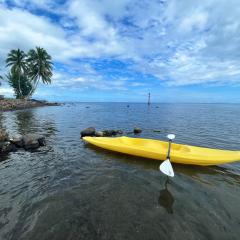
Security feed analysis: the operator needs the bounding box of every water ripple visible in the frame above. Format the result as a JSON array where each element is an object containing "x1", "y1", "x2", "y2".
[{"x1": 1, "y1": 103, "x2": 240, "y2": 240}]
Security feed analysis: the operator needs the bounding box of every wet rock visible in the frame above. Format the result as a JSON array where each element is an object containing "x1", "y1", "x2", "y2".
[
  {"x1": 101, "y1": 129, "x2": 123, "y2": 137},
  {"x1": 116, "y1": 130, "x2": 123, "y2": 135},
  {"x1": 95, "y1": 131, "x2": 104, "y2": 137},
  {"x1": 126, "y1": 131, "x2": 134, "y2": 135},
  {"x1": 38, "y1": 136, "x2": 46, "y2": 146},
  {"x1": 102, "y1": 130, "x2": 115, "y2": 136},
  {"x1": 0, "y1": 129, "x2": 9, "y2": 142},
  {"x1": 10, "y1": 135, "x2": 23, "y2": 148},
  {"x1": 22, "y1": 134, "x2": 45, "y2": 150},
  {"x1": 133, "y1": 127, "x2": 142, "y2": 134},
  {"x1": 0, "y1": 141, "x2": 16, "y2": 154},
  {"x1": 153, "y1": 129, "x2": 161, "y2": 133},
  {"x1": 81, "y1": 127, "x2": 96, "y2": 138}
]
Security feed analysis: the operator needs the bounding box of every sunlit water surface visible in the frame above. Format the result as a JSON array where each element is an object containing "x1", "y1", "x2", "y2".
[{"x1": 0, "y1": 103, "x2": 240, "y2": 240}]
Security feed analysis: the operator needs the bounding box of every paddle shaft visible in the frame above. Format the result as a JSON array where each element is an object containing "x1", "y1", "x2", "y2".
[{"x1": 166, "y1": 140, "x2": 172, "y2": 160}]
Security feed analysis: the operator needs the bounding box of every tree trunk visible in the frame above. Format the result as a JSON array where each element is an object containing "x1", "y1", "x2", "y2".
[
  {"x1": 26, "y1": 78, "x2": 39, "y2": 99},
  {"x1": 18, "y1": 73, "x2": 23, "y2": 99}
]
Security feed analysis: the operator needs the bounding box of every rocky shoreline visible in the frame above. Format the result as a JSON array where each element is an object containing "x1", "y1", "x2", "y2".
[
  {"x1": 80, "y1": 127, "x2": 143, "y2": 138},
  {"x1": 0, "y1": 99, "x2": 60, "y2": 111},
  {"x1": 0, "y1": 129, "x2": 46, "y2": 154}
]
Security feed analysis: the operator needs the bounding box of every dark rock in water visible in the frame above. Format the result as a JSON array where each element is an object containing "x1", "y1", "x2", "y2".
[
  {"x1": 22, "y1": 134, "x2": 45, "y2": 150},
  {"x1": 10, "y1": 135, "x2": 23, "y2": 148},
  {"x1": 133, "y1": 127, "x2": 142, "y2": 134},
  {"x1": 95, "y1": 131, "x2": 104, "y2": 137},
  {"x1": 127, "y1": 105, "x2": 130, "y2": 108},
  {"x1": 81, "y1": 127, "x2": 96, "y2": 137},
  {"x1": 102, "y1": 130, "x2": 116, "y2": 136},
  {"x1": 102, "y1": 130, "x2": 115, "y2": 136},
  {"x1": 0, "y1": 141, "x2": 16, "y2": 154},
  {"x1": 126, "y1": 131, "x2": 134, "y2": 135},
  {"x1": 81, "y1": 128, "x2": 123, "y2": 138},
  {"x1": 85, "y1": 106, "x2": 90, "y2": 108},
  {"x1": 0, "y1": 129, "x2": 9, "y2": 142},
  {"x1": 153, "y1": 130, "x2": 161, "y2": 133},
  {"x1": 102, "y1": 129, "x2": 123, "y2": 136},
  {"x1": 38, "y1": 136, "x2": 46, "y2": 146},
  {"x1": 116, "y1": 130, "x2": 123, "y2": 135},
  {"x1": 0, "y1": 132, "x2": 45, "y2": 153}
]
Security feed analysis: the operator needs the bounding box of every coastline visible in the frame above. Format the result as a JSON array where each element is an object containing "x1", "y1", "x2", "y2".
[{"x1": 0, "y1": 99, "x2": 60, "y2": 111}]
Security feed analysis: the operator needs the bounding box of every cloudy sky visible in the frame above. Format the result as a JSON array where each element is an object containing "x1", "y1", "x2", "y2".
[{"x1": 0, "y1": 0, "x2": 240, "y2": 102}]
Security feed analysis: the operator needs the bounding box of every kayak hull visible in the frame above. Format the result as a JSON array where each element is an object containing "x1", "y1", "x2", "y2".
[{"x1": 83, "y1": 136, "x2": 240, "y2": 166}]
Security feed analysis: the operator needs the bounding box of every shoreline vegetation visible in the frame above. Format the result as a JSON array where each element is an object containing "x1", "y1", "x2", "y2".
[
  {"x1": 0, "y1": 46, "x2": 55, "y2": 111},
  {"x1": 0, "y1": 98, "x2": 60, "y2": 111},
  {"x1": 5, "y1": 47, "x2": 52, "y2": 99}
]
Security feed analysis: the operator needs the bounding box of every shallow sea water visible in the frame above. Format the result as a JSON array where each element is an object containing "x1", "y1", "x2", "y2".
[{"x1": 0, "y1": 103, "x2": 240, "y2": 240}]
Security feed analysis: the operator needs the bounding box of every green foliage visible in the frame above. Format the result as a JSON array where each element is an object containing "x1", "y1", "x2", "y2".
[
  {"x1": 27, "y1": 47, "x2": 53, "y2": 84},
  {"x1": 7, "y1": 72, "x2": 33, "y2": 99},
  {"x1": 5, "y1": 47, "x2": 53, "y2": 99},
  {"x1": 6, "y1": 49, "x2": 27, "y2": 74},
  {"x1": 27, "y1": 47, "x2": 53, "y2": 97},
  {"x1": 0, "y1": 69, "x2": 4, "y2": 85}
]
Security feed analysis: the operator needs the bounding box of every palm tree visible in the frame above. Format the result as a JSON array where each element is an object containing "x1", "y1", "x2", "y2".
[
  {"x1": 6, "y1": 49, "x2": 27, "y2": 98},
  {"x1": 7, "y1": 72, "x2": 32, "y2": 99},
  {"x1": 27, "y1": 47, "x2": 53, "y2": 97}
]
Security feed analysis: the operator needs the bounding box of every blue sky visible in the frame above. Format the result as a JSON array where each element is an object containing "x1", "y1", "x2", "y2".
[{"x1": 1, "y1": 0, "x2": 240, "y2": 102}]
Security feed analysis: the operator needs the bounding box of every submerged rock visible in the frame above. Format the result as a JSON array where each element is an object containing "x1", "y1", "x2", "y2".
[
  {"x1": 0, "y1": 141, "x2": 16, "y2": 154},
  {"x1": 38, "y1": 136, "x2": 46, "y2": 146},
  {"x1": 133, "y1": 127, "x2": 142, "y2": 134},
  {"x1": 10, "y1": 135, "x2": 23, "y2": 148},
  {"x1": 81, "y1": 127, "x2": 96, "y2": 138},
  {"x1": 22, "y1": 134, "x2": 45, "y2": 150}
]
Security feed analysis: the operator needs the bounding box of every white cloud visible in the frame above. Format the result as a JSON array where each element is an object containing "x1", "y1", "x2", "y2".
[
  {"x1": 179, "y1": 12, "x2": 208, "y2": 32},
  {"x1": 1, "y1": 0, "x2": 240, "y2": 94},
  {"x1": 0, "y1": 86, "x2": 13, "y2": 96},
  {"x1": 0, "y1": 6, "x2": 70, "y2": 63}
]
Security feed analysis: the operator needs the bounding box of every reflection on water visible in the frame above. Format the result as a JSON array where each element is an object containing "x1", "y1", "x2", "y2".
[
  {"x1": 158, "y1": 178, "x2": 174, "y2": 214},
  {"x1": 15, "y1": 110, "x2": 37, "y2": 134},
  {"x1": 0, "y1": 103, "x2": 240, "y2": 240},
  {"x1": 0, "y1": 112, "x2": 5, "y2": 129}
]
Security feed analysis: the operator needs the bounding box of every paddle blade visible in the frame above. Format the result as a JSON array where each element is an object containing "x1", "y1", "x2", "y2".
[{"x1": 159, "y1": 159, "x2": 174, "y2": 177}]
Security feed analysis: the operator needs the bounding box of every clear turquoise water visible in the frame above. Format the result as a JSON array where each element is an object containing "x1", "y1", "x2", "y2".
[{"x1": 0, "y1": 103, "x2": 240, "y2": 240}]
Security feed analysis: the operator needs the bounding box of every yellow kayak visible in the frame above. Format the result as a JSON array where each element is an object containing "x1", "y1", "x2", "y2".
[{"x1": 83, "y1": 136, "x2": 240, "y2": 166}]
